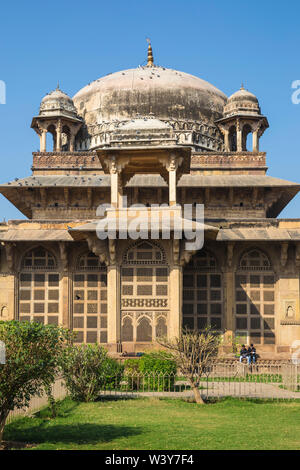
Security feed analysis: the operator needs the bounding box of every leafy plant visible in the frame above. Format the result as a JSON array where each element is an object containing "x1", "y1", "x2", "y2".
[
  {"x1": 0, "y1": 320, "x2": 71, "y2": 443},
  {"x1": 123, "y1": 351, "x2": 177, "y2": 391},
  {"x1": 60, "y1": 344, "x2": 123, "y2": 401}
]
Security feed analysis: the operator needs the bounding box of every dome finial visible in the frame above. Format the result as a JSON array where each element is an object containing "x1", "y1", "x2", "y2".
[
  {"x1": 146, "y1": 38, "x2": 154, "y2": 66},
  {"x1": 56, "y1": 81, "x2": 60, "y2": 90},
  {"x1": 240, "y1": 82, "x2": 245, "y2": 90}
]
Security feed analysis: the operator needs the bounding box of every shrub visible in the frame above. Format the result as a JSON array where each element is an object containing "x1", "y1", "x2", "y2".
[
  {"x1": 123, "y1": 351, "x2": 177, "y2": 391},
  {"x1": 0, "y1": 320, "x2": 70, "y2": 442},
  {"x1": 61, "y1": 344, "x2": 123, "y2": 401},
  {"x1": 139, "y1": 351, "x2": 177, "y2": 391},
  {"x1": 123, "y1": 358, "x2": 141, "y2": 390}
]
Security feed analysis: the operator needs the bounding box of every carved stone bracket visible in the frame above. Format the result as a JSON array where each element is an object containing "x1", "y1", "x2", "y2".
[
  {"x1": 86, "y1": 235, "x2": 109, "y2": 265},
  {"x1": 296, "y1": 244, "x2": 300, "y2": 268},
  {"x1": 280, "y1": 242, "x2": 289, "y2": 267},
  {"x1": 178, "y1": 241, "x2": 197, "y2": 267},
  {"x1": 4, "y1": 243, "x2": 14, "y2": 272},
  {"x1": 227, "y1": 242, "x2": 235, "y2": 268},
  {"x1": 108, "y1": 239, "x2": 116, "y2": 265},
  {"x1": 59, "y1": 242, "x2": 68, "y2": 271},
  {"x1": 173, "y1": 239, "x2": 180, "y2": 265}
]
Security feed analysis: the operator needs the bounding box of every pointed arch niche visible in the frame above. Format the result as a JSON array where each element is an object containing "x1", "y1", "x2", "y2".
[{"x1": 121, "y1": 241, "x2": 169, "y2": 343}]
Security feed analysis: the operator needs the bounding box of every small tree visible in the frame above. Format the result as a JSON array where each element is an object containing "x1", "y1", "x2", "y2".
[
  {"x1": 0, "y1": 320, "x2": 70, "y2": 443},
  {"x1": 157, "y1": 328, "x2": 221, "y2": 404},
  {"x1": 60, "y1": 344, "x2": 124, "y2": 402}
]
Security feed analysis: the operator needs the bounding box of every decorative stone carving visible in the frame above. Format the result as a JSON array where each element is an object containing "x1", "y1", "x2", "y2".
[
  {"x1": 173, "y1": 239, "x2": 180, "y2": 265},
  {"x1": 295, "y1": 244, "x2": 300, "y2": 268},
  {"x1": 86, "y1": 235, "x2": 108, "y2": 265},
  {"x1": 59, "y1": 242, "x2": 68, "y2": 271},
  {"x1": 227, "y1": 242, "x2": 235, "y2": 268},
  {"x1": 108, "y1": 239, "x2": 116, "y2": 265},
  {"x1": 179, "y1": 247, "x2": 197, "y2": 267},
  {"x1": 280, "y1": 242, "x2": 289, "y2": 267},
  {"x1": 0, "y1": 305, "x2": 8, "y2": 319},
  {"x1": 4, "y1": 243, "x2": 14, "y2": 272}
]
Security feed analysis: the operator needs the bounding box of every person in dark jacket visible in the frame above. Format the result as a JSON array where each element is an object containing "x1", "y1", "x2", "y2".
[
  {"x1": 247, "y1": 344, "x2": 256, "y2": 364},
  {"x1": 239, "y1": 345, "x2": 248, "y2": 363}
]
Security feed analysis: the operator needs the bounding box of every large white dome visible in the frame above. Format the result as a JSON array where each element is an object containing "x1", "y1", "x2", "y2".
[{"x1": 72, "y1": 65, "x2": 227, "y2": 152}]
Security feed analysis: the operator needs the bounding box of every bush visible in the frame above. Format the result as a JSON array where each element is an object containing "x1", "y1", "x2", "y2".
[
  {"x1": 123, "y1": 351, "x2": 177, "y2": 391},
  {"x1": 123, "y1": 358, "x2": 141, "y2": 390},
  {"x1": 61, "y1": 344, "x2": 123, "y2": 401},
  {"x1": 0, "y1": 320, "x2": 70, "y2": 442}
]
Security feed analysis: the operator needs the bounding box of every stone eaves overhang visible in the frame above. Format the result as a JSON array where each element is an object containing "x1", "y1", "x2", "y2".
[
  {"x1": 0, "y1": 174, "x2": 299, "y2": 218},
  {"x1": 1, "y1": 219, "x2": 300, "y2": 244}
]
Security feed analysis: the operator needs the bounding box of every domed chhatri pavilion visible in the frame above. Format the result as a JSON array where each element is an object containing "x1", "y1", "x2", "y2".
[{"x1": 0, "y1": 43, "x2": 300, "y2": 358}]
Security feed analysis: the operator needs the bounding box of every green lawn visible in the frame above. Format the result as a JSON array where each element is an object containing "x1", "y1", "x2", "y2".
[{"x1": 4, "y1": 397, "x2": 300, "y2": 450}]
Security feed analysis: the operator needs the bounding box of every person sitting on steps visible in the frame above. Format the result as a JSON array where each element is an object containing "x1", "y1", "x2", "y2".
[
  {"x1": 247, "y1": 344, "x2": 256, "y2": 365},
  {"x1": 239, "y1": 344, "x2": 248, "y2": 363}
]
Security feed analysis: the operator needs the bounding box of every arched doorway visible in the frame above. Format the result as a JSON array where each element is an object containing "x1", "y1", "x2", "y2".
[
  {"x1": 182, "y1": 250, "x2": 223, "y2": 331},
  {"x1": 19, "y1": 246, "x2": 60, "y2": 325},
  {"x1": 121, "y1": 241, "x2": 169, "y2": 343},
  {"x1": 72, "y1": 251, "x2": 107, "y2": 344}
]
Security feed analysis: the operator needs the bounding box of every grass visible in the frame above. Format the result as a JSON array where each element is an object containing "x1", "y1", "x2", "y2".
[{"x1": 3, "y1": 396, "x2": 300, "y2": 450}]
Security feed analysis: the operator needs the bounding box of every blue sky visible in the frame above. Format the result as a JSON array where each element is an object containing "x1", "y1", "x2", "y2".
[{"x1": 0, "y1": 0, "x2": 300, "y2": 219}]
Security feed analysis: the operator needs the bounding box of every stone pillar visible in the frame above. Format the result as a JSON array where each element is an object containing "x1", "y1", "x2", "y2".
[
  {"x1": 40, "y1": 129, "x2": 47, "y2": 152},
  {"x1": 59, "y1": 242, "x2": 70, "y2": 328},
  {"x1": 169, "y1": 168, "x2": 177, "y2": 206},
  {"x1": 107, "y1": 239, "x2": 120, "y2": 351},
  {"x1": 236, "y1": 120, "x2": 242, "y2": 152},
  {"x1": 70, "y1": 132, "x2": 76, "y2": 152},
  {"x1": 110, "y1": 171, "x2": 119, "y2": 207},
  {"x1": 61, "y1": 273, "x2": 70, "y2": 328},
  {"x1": 167, "y1": 154, "x2": 178, "y2": 206},
  {"x1": 252, "y1": 130, "x2": 259, "y2": 152},
  {"x1": 224, "y1": 270, "x2": 235, "y2": 348},
  {"x1": 107, "y1": 264, "x2": 121, "y2": 349},
  {"x1": 224, "y1": 129, "x2": 230, "y2": 152},
  {"x1": 168, "y1": 264, "x2": 182, "y2": 339},
  {"x1": 223, "y1": 242, "x2": 235, "y2": 353},
  {"x1": 109, "y1": 158, "x2": 123, "y2": 208},
  {"x1": 56, "y1": 120, "x2": 62, "y2": 151}
]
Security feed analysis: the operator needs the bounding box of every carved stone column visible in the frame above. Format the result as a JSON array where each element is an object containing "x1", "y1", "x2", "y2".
[
  {"x1": 252, "y1": 130, "x2": 259, "y2": 152},
  {"x1": 40, "y1": 129, "x2": 47, "y2": 152},
  {"x1": 56, "y1": 119, "x2": 62, "y2": 152},
  {"x1": 236, "y1": 119, "x2": 242, "y2": 152},
  {"x1": 168, "y1": 239, "x2": 182, "y2": 339},
  {"x1": 107, "y1": 240, "x2": 121, "y2": 350},
  {"x1": 70, "y1": 131, "x2": 76, "y2": 152},
  {"x1": 109, "y1": 157, "x2": 123, "y2": 208},
  {"x1": 59, "y1": 242, "x2": 69, "y2": 328},
  {"x1": 168, "y1": 154, "x2": 177, "y2": 206},
  {"x1": 223, "y1": 242, "x2": 235, "y2": 350}
]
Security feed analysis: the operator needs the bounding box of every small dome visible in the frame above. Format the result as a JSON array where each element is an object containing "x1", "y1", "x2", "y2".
[
  {"x1": 39, "y1": 86, "x2": 80, "y2": 119},
  {"x1": 224, "y1": 86, "x2": 261, "y2": 117}
]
